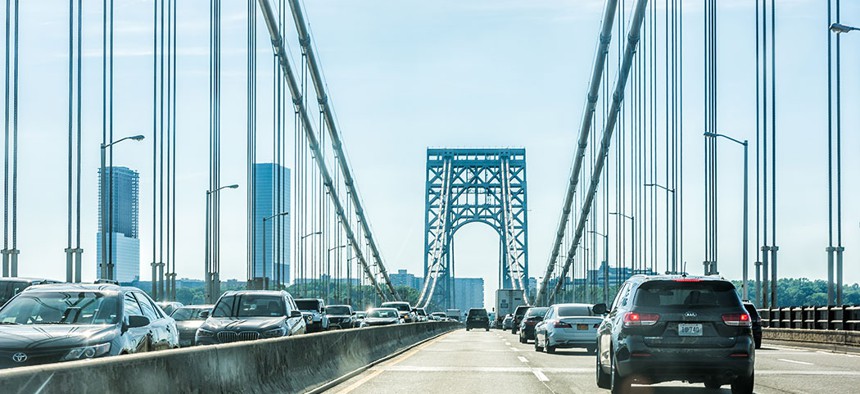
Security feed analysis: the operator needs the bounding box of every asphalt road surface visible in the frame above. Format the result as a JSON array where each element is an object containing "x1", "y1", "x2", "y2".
[{"x1": 327, "y1": 328, "x2": 860, "y2": 393}]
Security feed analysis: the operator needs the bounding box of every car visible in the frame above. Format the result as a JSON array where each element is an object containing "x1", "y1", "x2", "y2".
[
  {"x1": 381, "y1": 301, "x2": 417, "y2": 323},
  {"x1": 518, "y1": 306, "x2": 549, "y2": 343},
  {"x1": 0, "y1": 277, "x2": 62, "y2": 308},
  {"x1": 196, "y1": 290, "x2": 306, "y2": 345},
  {"x1": 511, "y1": 305, "x2": 531, "y2": 334},
  {"x1": 430, "y1": 312, "x2": 447, "y2": 321},
  {"x1": 325, "y1": 304, "x2": 357, "y2": 329},
  {"x1": 170, "y1": 305, "x2": 213, "y2": 347},
  {"x1": 465, "y1": 308, "x2": 490, "y2": 331},
  {"x1": 533, "y1": 304, "x2": 599, "y2": 353},
  {"x1": 156, "y1": 301, "x2": 184, "y2": 316},
  {"x1": 355, "y1": 311, "x2": 367, "y2": 322},
  {"x1": 0, "y1": 283, "x2": 178, "y2": 368},
  {"x1": 502, "y1": 314, "x2": 514, "y2": 330},
  {"x1": 359, "y1": 308, "x2": 402, "y2": 327},
  {"x1": 595, "y1": 275, "x2": 755, "y2": 394},
  {"x1": 414, "y1": 307, "x2": 429, "y2": 322},
  {"x1": 295, "y1": 298, "x2": 329, "y2": 333},
  {"x1": 743, "y1": 302, "x2": 763, "y2": 349}
]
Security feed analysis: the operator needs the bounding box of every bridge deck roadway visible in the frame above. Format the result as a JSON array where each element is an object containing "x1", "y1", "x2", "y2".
[{"x1": 327, "y1": 328, "x2": 860, "y2": 393}]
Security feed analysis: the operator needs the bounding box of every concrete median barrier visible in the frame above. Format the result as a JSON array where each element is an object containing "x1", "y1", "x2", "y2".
[
  {"x1": 763, "y1": 328, "x2": 860, "y2": 351},
  {"x1": 0, "y1": 321, "x2": 460, "y2": 394}
]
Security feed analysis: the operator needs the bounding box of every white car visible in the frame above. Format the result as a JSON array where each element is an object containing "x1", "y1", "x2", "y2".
[{"x1": 534, "y1": 303, "x2": 603, "y2": 354}]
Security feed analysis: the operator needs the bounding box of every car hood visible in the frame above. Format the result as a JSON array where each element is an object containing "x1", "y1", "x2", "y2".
[
  {"x1": 201, "y1": 317, "x2": 284, "y2": 331},
  {"x1": 364, "y1": 317, "x2": 398, "y2": 325},
  {"x1": 0, "y1": 324, "x2": 116, "y2": 350}
]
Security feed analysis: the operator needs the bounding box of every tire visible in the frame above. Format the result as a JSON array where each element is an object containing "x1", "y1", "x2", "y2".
[
  {"x1": 731, "y1": 372, "x2": 754, "y2": 394},
  {"x1": 485, "y1": 328, "x2": 489, "y2": 332},
  {"x1": 755, "y1": 337, "x2": 762, "y2": 349},
  {"x1": 546, "y1": 345, "x2": 556, "y2": 354},
  {"x1": 519, "y1": 334, "x2": 526, "y2": 343},
  {"x1": 704, "y1": 379, "x2": 722, "y2": 389},
  {"x1": 610, "y1": 352, "x2": 630, "y2": 394},
  {"x1": 534, "y1": 336, "x2": 543, "y2": 352},
  {"x1": 466, "y1": 328, "x2": 470, "y2": 331},
  {"x1": 586, "y1": 346, "x2": 597, "y2": 354},
  {"x1": 596, "y1": 351, "x2": 611, "y2": 389}
]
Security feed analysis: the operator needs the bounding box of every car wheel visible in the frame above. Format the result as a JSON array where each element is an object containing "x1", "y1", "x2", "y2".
[
  {"x1": 730, "y1": 372, "x2": 754, "y2": 394},
  {"x1": 755, "y1": 337, "x2": 762, "y2": 349},
  {"x1": 519, "y1": 334, "x2": 526, "y2": 343},
  {"x1": 485, "y1": 327, "x2": 489, "y2": 331},
  {"x1": 610, "y1": 352, "x2": 630, "y2": 394},
  {"x1": 546, "y1": 345, "x2": 556, "y2": 354},
  {"x1": 596, "y1": 349, "x2": 611, "y2": 389},
  {"x1": 586, "y1": 346, "x2": 597, "y2": 354},
  {"x1": 704, "y1": 379, "x2": 722, "y2": 389},
  {"x1": 466, "y1": 327, "x2": 470, "y2": 331},
  {"x1": 534, "y1": 336, "x2": 543, "y2": 352}
]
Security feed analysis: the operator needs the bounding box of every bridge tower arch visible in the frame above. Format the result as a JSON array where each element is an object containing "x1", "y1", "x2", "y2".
[{"x1": 417, "y1": 149, "x2": 529, "y2": 310}]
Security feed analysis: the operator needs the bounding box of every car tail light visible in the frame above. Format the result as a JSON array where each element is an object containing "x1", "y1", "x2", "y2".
[
  {"x1": 593, "y1": 323, "x2": 600, "y2": 329},
  {"x1": 553, "y1": 320, "x2": 572, "y2": 328},
  {"x1": 623, "y1": 312, "x2": 660, "y2": 327},
  {"x1": 526, "y1": 320, "x2": 537, "y2": 326},
  {"x1": 722, "y1": 313, "x2": 752, "y2": 327}
]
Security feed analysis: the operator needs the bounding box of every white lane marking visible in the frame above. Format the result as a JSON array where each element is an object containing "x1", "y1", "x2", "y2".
[
  {"x1": 510, "y1": 347, "x2": 520, "y2": 352},
  {"x1": 518, "y1": 356, "x2": 529, "y2": 363},
  {"x1": 777, "y1": 358, "x2": 814, "y2": 366},
  {"x1": 532, "y1": 369, "x2": 550, "y2": 382},
  {"x1": 504, "y1": 342, "x2": 511, "y2": 346},
  {"x1": 757, "y1": 370, "x2": 860, "y2": 376},
  {"x1": 371, "y1": 366, "x2": 592, "y2": 373}
]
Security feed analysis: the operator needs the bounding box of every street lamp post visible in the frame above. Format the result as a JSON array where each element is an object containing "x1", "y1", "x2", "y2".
[
  {"x1": 609, "y1": 212, "x2": 635, "y2": 281},
  {"x1": 262, "y1": 211, "x2": 289, "y2": 290},
  {"x1": 644, "y1": 183, "x2": 677, "y2": 275},
  {"x1": 99, "y1": 134, "x2": 145, "y2": 281},
  {"x1": 704, "y1": 132, "x2": 749, "y2": 301},
  {"x1": 830, "y1": 23, "x2": 860, "y2": 34},
  {"x1": 298, "y1": 231, "x2": 323, "y2": 295},
  {"x1": 204, "y1": 184, "x2": 239, "y2": 303},
  {"x1": 326, "y1": 244, "x2": 348, "y2": 303},
  {"x1": 588, "y1": 230, "x2": 609, "y2": 304}
]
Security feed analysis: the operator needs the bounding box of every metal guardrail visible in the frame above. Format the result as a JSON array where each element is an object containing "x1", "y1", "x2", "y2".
[{"x1": 760, "y1": 305, "x2": 860, "y2": 331}]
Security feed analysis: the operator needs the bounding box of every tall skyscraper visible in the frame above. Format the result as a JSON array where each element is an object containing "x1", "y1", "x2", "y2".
[
  {"x1": 96, "y1": 166, "x2": 140, "y2": 283},
  {"x1": 252, "y1": 163, "x2": 291, "y2": 287}
]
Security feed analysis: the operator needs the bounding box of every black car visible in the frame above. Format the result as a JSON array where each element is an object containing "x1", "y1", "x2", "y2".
[
  {"x1": 0, "y1": 283, "x2": 178, "y2": 369},
  {"x1": 465, "y1": 308, "x2": 490, "y2": 331},
  {"x1": 511, "y1": 305, "x2": 531, "y2": 334},
  {"x1": 295, "y1": 298, "x2": 330, "y2": 333},
  {"x1": 743, "y1": 302, "x2": 763, "y2": 349},
  {"x1": 518, "y1": 306, "x2": 548, "y2": 343},
  {"x1": 595, "y1": 275, "x2": 755, "y2": 394},
  {"x1": 326, "y1": 304, "x2": 357, "y2": 329},
  {"x1": 171, "y1": 305, "x2": 213, "y2": 347},
  {"x1": 0, "y1": 277, "x2": 62, "y2": 308},
  {"x1": 196, "y1": 290, "x2": 306, "y2": 345}
]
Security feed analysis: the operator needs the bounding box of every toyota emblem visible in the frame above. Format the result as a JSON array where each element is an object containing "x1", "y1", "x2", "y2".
[
  {"x1": 684, "y1": 311, "x2": 698, "y2": 318},
  {"x1": 11, "y1": 352, "x2": 27, "y2": 363}
]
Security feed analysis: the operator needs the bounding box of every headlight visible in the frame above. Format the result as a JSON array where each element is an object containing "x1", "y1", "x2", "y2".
[
  {"x1": 262, "y1": 327, "x2": 286, "y2": 338},
  {"x1": 196, "y1": 328, "x2": 214, "y2": 338},
  {"x1": 62, "y1": 342, "x2": 111, "y2": 361}
]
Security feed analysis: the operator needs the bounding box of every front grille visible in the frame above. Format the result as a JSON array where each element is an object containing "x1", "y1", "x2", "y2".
[{"x1": 216, "y1": 331, "x2": 260, "y2": 343}]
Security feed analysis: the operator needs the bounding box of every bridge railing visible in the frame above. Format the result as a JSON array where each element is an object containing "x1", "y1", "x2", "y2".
[{"x1": 760, "y1": 305, "x2": 860, "y2": 331}]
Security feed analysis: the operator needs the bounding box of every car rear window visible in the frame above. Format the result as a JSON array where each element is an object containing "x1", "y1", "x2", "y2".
[
  {"x1": 525, "y1": 307, "x2": 548, "y2": 317},
  {"x1": 326, "y1": 306, "x2": 351, "y2": 315},
  {"x1": 468, "y1": 309, "x2": 487, "y2": 317},
  {"x1": 295, "y1": 300, "x2": 321, "y2": 311},
  {"x1": 634, "y1": 280, "x2": 741, "y2": 308},
  {"x1": 557, "y1": 306, "x2": 592, "y2": 317},
  {"x1": 381, "y1": 302, "x2": 411, "y2": 312}
]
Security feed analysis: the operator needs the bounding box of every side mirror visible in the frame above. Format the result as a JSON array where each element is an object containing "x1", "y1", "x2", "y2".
[
  {"x1": 290, "y1": 310, "x2": 303, "y2": 318},
  {"x1": 199, "y1": 310, "x2": 211, "y2": 319},
  {"x1": 127, "y1": 315, "x2": 150, "y2": 329},
  {"x1": 351, "y1": 311, "x2": 356, "y2": 315},
  {"x1": 592, "y1": 303, "x2": 608, "y2": 315}
]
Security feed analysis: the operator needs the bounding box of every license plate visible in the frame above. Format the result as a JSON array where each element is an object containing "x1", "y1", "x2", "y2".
[
  {"x1": 577, "y1": 324, "x2": 588, "y2": 330},
  {"x1": 678, "y1": 323, "x2": 703, "y2": 336}
]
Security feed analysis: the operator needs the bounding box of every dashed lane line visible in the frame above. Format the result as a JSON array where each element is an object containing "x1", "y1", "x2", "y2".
[
  {"x1": 518, "y1": 356, "x2": 529, "y2": 363},
  {"x1": 532, "y1": 370, "x2": 550, "y2": 382},
  {"x1": 778, "y1": 358, "x2": 814, "y2": 366}
]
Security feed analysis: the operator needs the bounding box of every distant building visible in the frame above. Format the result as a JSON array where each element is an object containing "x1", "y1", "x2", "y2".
[
  {"x1": 252, "y1": 163, "x2": 291, "y2": 287},
  {"x1": 453, "y1": 277, "x2": 484, "y2": 311},
  {"x1": 390, "y1": 269, "x2": 422, "y2": 289},
  {"x1": 96, "y1": 166, "x2": 140, "y2": 283}
]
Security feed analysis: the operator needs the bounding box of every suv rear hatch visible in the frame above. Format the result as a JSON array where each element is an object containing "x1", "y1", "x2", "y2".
[{"x1": 629, "y1": 279, "x2": 749, "y2": 349}]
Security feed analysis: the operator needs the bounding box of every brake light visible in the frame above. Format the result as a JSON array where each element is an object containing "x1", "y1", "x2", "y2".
[
  {"x1": 623, "y1": 312, "x2": 660, "y2": 327},
  {"x1": 722, "y1": 313, "x2": 752, "y2": 327},
  {"x1": 553, "y1": 320, "x2": 572, "y2": 328}
]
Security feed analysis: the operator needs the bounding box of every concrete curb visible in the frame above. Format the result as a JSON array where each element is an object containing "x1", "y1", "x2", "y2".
[{"x1": 0, "y1": 322, "x2": 460, "y2": 394}]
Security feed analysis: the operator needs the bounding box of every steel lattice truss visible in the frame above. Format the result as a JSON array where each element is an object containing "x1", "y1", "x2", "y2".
[{"x1": 418, "y1": 149, "x2": 529, "y2": 309}]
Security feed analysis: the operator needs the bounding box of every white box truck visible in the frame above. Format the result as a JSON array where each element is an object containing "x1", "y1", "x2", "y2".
[{"x1": 495, "y1": 289, "x2": 525, "y2": 327}]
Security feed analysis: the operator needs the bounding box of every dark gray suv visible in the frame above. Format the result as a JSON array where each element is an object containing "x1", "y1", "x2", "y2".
[{"x1": 595, "y1": 275, "x2": 754, "y2": 394}]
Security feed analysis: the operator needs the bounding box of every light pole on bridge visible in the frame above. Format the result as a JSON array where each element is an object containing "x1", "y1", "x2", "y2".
[
  {"x1": 608, "y1": 212, "x2": 634, "y2": 284},
  {"x1": 205, "y1": 184, "x2": 239, "y2": 304},
  {"x1": 588, "y1": 230, "x2": 609, "y2": 305},
  {"x1": 262, "y1": 211, "x2": 289, "y2": 290},
  {"x1": 98, "y1": 134, "x2": 145, "y2": 282},
  {"x1": 704, "y1": 132, "x2": 749, "y2": 302}
]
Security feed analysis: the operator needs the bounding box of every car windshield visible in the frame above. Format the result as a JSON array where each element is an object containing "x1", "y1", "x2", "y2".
[
  {"x1": 295, "y1": 300, "x2": 321, "y2": 311},
  {"x1": 382, "y1": 303, "x2": 410, "y2": 312},
  {"x1": 557, "y1": 306, "x2": 592, "y2": 317},
  {"x1": 0, "y1": 291, "x2": 119, "y2": 325},
  {"x1": 212, "y1": 295, "x2": 286, "y2": 318},
  {"x1": 0, "y1": 280, "x2": 30, "y2": 306},
  {"x1": 171, "y1": 307, "x2": 209, "y2": 321},
  {"x1": 525, "y1": 307, "x2": 548, "y2": 317},
  {"x1": 326, "y1": 306, "x2": 350, "y2": 315},
  {"x1": 635, "y1": 280, "x2": 741, "y2": 308},
  {"x1": 368, "y1": 309, "x2": 398, "y2": 318}
]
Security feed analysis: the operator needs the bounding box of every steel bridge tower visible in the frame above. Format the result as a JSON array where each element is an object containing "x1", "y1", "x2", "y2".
[{"x1": 418, "y1": 149, "x2": 529, "y2": 310}]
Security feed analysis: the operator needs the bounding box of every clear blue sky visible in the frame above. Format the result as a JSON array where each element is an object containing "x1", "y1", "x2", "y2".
[{"x1": 8, "y1": 1, "x2": 860, "y2": 308}]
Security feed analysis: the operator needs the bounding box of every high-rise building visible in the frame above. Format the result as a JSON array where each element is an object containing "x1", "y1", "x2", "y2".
[
  {"x1": 96, "y1": 166, "x2": 140, "y2": 283},
  {"x1": 390, "y1": 269, "x2": 422, "y2": 289},
  {"x1": 453, "y1": 277, "x2": 484, "y2": 312},
  {"x1": 252, "y1": 163, "x2": 291, "y2": 287}
]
